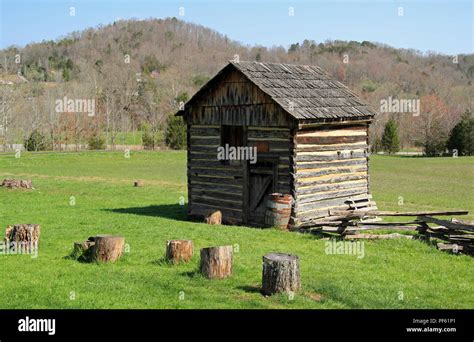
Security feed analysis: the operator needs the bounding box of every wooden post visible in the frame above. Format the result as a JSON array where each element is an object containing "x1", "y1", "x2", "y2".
[
  {"x1": 91, "y1": 235, "x2": 125, "y2": 263},
  {"x1": 166, "y1": 240, "x2": 193, "y2": 264},
  {"x1": 262, "y1": 253, "x2": 300, "y2": 295},
  {"x1": 200, "y1": 246, "x2": 233, "y2": 279}
]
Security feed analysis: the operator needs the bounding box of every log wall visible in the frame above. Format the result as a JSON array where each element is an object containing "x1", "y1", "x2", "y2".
[
  {"x1": 292, "y1": 122, "x2": 373, "y2": 226},
  {"x1": 184, "y1": 69, "x2": 294, "y2": 225}
]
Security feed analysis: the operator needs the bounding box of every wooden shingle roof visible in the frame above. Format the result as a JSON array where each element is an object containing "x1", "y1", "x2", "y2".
[
  {"x1": 177, "y1": 61, "x2": 377, "y2": 121},
  {"x1": 231, "y1": 61, "x2": 376, "y2": 120}
]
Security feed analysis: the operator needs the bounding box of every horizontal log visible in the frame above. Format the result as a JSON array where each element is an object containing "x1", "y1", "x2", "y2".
[
  {"x1": 189, "y1": 126, "x2": 220, "y2": 135},
  {"x1": 247, "y1": 129, "x2": 291, "y2": 139},
  {"x1": 189, "y1": 159, "x2": 240, "y2": 168},
  {"x1": 417, "y1": 216, "x2": 474, "y2": 231},
  {"x1": 295, "y1": 173, "x2": 367, "y2": 187},
  {"x1": 189, "y1": 175, "x2": 243, "y2": 186},
  {"x1": 190, "y1": 189, "x2": 242, "y2": 202},
  {"x1": 345, "y1": 233, "x2": 414, "y2": 240},
  {"x1": 189, "y1": 167, "x2": 243, "y2": 178},
  {"x1": 329, "y1": 209, "x2": 469, "y2": 217},
  {"x1": 189, "y1": 181, "x2": 242, "y2": 192},
  {"x1": 296, "y1": 135, "x2": 367, "y2": 145},
  {"x1": 296, "y1": 166, "x2": 367, "y2": 179},
  {"x1": 191, "y1": 195, "x2": 242, "y2": 209},
  {"x1": 296, "y1": 127, "x2": 366, "y2": 138},
  {"x1": 296, "y1": 180, "x2": 367, "y2": 196},
  {"x1": 296, "y1": 143, "x2": 368, "y2": 152},
  {"x1": 295, "y1": 151, "x2": 366, "y2": 162},
  {"x1": 190, "y1": 137, "x2": 221, "y2": 145},
  {"x1": 297, "y1": 187, "x2": 368, "y2": 204},
  {"x1": 189, "y1": 145, "x2": 220, "y2": 153},
  {"x1": 295, "y1": 158, "x2": 366, "y2": 169},
  {"x1": 295, "y1": 193, "x2": 371, "y2": 214},
  {"x1": 298, "y1": 121, "x2": 370, "y2": 130}
]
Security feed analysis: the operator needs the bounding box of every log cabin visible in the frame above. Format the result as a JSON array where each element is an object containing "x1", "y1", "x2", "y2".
[{"x1": 176, "y1": 61, "x2": 378, "y2": 228}]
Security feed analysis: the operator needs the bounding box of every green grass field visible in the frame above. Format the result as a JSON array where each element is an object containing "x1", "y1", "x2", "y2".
[{"x1": 0, "y1": 152, "x2": 472, "y2": 309}]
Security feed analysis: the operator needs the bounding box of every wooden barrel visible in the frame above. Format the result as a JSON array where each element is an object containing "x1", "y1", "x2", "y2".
[{"x1": 264, "y1": 193, "x2": 293, "y2": 230}]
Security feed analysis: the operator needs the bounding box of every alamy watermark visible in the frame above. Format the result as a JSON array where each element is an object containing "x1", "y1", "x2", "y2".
[
  {"x1": 380, "y1": 96, "x2": 420, "y2": 116},
  {"x1": 325, "y1": 240, "x2": 365, "y2": 259},
  {"x1": 0, "y1": 240, "x2": 38, "y2": 258},
  {"x1": 55, "y1": 96, "x2": 95, "y2": 117},
  {"x1": 217, "y1": 144, "x2": 257, "y2": 164}
]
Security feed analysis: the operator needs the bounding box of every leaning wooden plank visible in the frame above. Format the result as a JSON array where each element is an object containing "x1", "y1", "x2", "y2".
[
  {"x1": 330, "y1": 209, "x2": 469, "y2": 217},
  {"x1": 345, "y1": 233, "x2": 414, "y2": 240},
  {"x1": 350, "y1": 225, "x2": 420, "y2": 231},
  {"x1": 417, "y1": 216, "x2": 474, "y2": 231},
  {"x1": 360, "y1": 221, "x2": 421, "y2": 226},
  {"x1": 372, "y1": 210, "x2": 469, "y2": 216},
  {"x1": 452, "y1": 218, "x2": 474, "y2": 225}
]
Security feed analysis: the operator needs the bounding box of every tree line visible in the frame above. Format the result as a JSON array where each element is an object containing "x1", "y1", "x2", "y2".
[{"x1": 0, "y1": 17, "x2": 472, "y2": 154}]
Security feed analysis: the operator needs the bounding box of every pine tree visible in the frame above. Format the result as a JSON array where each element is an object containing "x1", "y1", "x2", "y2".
[
  {"x1": 381, "y1": 118, "x2": 400, "y2": 154},
  {"x1": 447, "y1": 110, "x2": 474, "y2": 156}
]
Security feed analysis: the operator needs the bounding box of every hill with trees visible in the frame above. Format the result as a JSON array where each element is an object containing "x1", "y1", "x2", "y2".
[{"x1": 1, "y1": 17, "x2": 472, "y2": 152}]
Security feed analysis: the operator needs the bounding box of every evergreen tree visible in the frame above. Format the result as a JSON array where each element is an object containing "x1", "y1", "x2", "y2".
[
  {"x1": 381, "y1": 118, "x2": 400, "y2": 154},
  {"x1": 447, "y1": 110, "x2": 474, "y2": 156}
]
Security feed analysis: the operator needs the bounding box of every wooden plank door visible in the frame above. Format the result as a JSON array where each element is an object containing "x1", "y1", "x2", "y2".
[{"x1": 246, "y1": 158, "x2": 279, "y2": 226}]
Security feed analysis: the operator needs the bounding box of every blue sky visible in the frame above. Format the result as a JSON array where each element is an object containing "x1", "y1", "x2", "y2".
[{"x1": 0, "y1": 0, "x2": 472, "y2": 55}]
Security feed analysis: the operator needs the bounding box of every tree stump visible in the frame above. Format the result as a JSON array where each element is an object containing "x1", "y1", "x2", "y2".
[
  {"x1": 90, "y1": 235, "x2": 125, "y2": 263},
  {"x1": 200, "y1": 246, "x2": 233, "y2": 279},
  {"x1": 133, "y1": 180, "x2": 143, "y2": 187},
  {"x1": 166, "y1": 240, "x2": 193, "y2": 264},
  {"x1": 73, "y1": 240, "x2": 95, "y2": 259},
  {"x1": 1, "y1": 179, "x2": 33, "y2": 189},
  {"x1": 5, "y1": 224, "x2": 40, "y2": 252},
  {"x1": 262, "y1": 253, "x2": 300, "y2": 295}
]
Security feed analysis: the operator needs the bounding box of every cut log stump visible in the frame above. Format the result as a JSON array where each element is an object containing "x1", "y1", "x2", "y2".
[
  {"x1": 5, "y1": 224, "x2": 40, "y2": 251},
  {"x1": 262, "y1": 253, "x2": 300, "y2": 296},
  {"x1": 73, "y1": 240, "x2": 95, "y2": 259},
  {"x1": 200, "y1": 246, "x2": 233, "y2": 279},
  {"x1": 1, "y1": 179, "x2": 33, "y2": 189},
  {"x1": 90, "y1": 235, "x2": 125, "y2": 263},
  {"x1": 166, "y1": 240, "x2": 193, "y2": 264}
]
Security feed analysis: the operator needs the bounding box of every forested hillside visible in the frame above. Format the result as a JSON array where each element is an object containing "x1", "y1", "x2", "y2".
[{"x1": 1, "y1": 17, "x2": 472, "y2": 150}]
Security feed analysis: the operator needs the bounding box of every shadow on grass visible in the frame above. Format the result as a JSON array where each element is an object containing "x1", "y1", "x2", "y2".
[
  {"x1": 103, "y1": 204, "x2": 188, "y2": 221},
  {"x1": 237, "y1": 285, "x2": 263, "y2": 295},
  {"x1": 149, "y1": 257, "x2": 168, "y2": 266},
  {"x1": 179, "y1": 270, "x2": 201, "y2": 279}
]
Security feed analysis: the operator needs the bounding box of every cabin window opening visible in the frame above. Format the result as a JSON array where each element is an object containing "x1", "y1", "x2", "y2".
[{"x1": 220, "y1": 125, "x2": 244, "y2": 165}]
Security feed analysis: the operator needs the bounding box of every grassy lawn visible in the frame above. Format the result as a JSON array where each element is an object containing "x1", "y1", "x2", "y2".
[{"x1": 0, "y1": 152, "x2": 472, "y2": 309}]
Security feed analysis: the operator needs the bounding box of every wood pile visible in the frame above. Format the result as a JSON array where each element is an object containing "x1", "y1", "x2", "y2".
[
  {"x1": 299, "y1": 209, "x2": 474, "y2": 256},
  {"x1": 1, "y1": 179, "x2": 33, "y2": 189}
]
